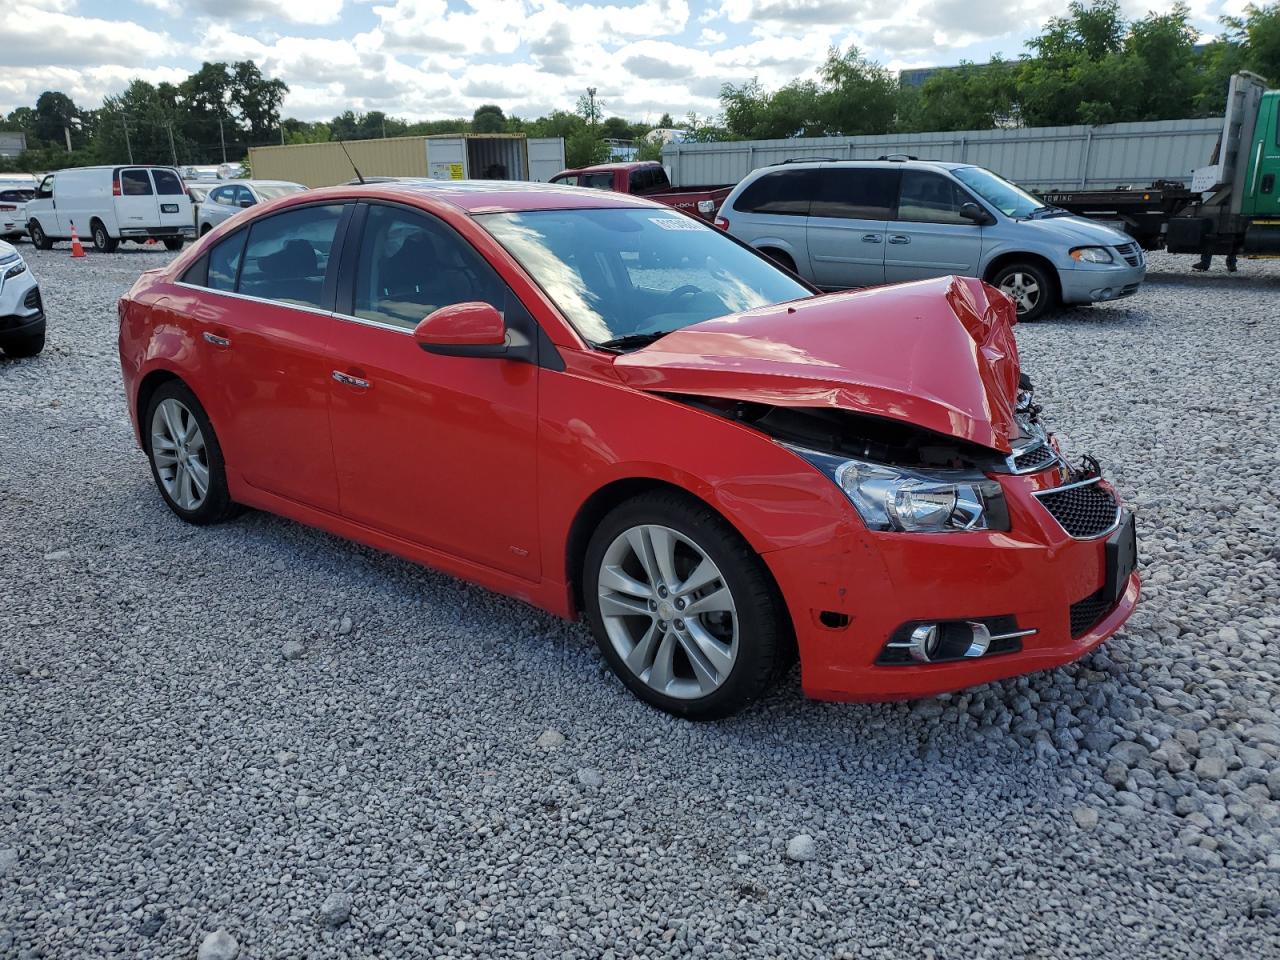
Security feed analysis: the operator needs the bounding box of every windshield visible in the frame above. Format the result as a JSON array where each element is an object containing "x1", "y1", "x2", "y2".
[
  {"x1": 478, "y1": 208, "x2": 811, "y2": 347},
  {"x1": 255, "y1": 183, "x2": 306, "y2": 200},
  {"x1": 952, "y1": 166, "x2": 1043, "y2": 218}
]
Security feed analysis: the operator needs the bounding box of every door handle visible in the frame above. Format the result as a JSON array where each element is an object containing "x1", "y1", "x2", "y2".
[
  {"x1": 332, "y1": 370, "x2": 371, "y2": 389},
  {"x1": 202, "y1": 331, "x2": 230, "y2": 347},
  {"x1": 861, "y1": 234, "x2": 882, "y2": 243},
  {"x1": 888, "y1": 235, "x2": 911, "y2": 244}
]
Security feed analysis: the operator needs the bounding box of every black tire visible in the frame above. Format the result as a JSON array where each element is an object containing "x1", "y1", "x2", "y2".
[
  {"x1": 90, "y1": 220, "x2": 118, "y2": 253},
  {"x1": 28, "y1": 221, "x2": 52, "y2": 250},
  {"x1": 582, "y1": 490, "x2": 791, "y2": 719},
  {"x1": 163, "y1": 238, "x2": 184, "y2": 252},
  {"x1": 990, "y1": 260, "x2": 1057, "y2": 322},
  {"x1": 143, "y1": 380, "x2": 239, "y2": 526},
  {"x1": 761, "y1": 248, "x2": 796, "y2": 273},
  {"x1": 1, "y1": 328, "x2": 45, "y2": 358},
  {"x1": 200, "y1": 223, "x2": 213, "y2": 236}
]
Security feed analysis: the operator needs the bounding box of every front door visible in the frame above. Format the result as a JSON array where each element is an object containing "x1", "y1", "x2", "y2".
[
  {"x1": 326, "y1": 202, "x2": 541, "y2": 580},
  {"x1": 196, "y1": 202, "x2": 349, "y2": 513},
  {"x1": 883, "y1": 169, "x2": 985, "y2": 283},
  {"x1": 805, "y1": 166, "x2": 899, "y2": 288}
]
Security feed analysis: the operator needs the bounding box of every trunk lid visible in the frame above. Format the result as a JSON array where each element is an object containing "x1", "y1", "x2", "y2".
[{"x1": 614, "y1": 275, "x2": 1022, "y2": 453}]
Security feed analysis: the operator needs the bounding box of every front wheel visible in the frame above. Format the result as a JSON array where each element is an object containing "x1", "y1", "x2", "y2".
[
  {"x1": 991, "y1": 261, "x2": 1056, "y2": 322},
  {"x1": 144, "y1": 381, "x2": 239, "y2": 525},
  {"x1": 1, "y1": 327, "x2": 44, "y2": 358},
  {"x1": 583, "y1": 491, "x2": 791, "y2": 719}
]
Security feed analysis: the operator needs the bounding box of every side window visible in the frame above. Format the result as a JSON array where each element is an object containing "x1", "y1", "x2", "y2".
[
  {"x1": 552, "y1": 175, "x2": 579, "y2": 186},
  {"x1": 811, "y1": 168, "x2": 899, "y2": 220},
  {"x1": 897, "y1": 171, "x2": 972, "y2": 224},
  {"x1": 733, "y1": 170, "x2": 817, "y2": 215},
  {"x1": 37, "y1": 175, "x2": 54, "y2": 199},
  {"x1": 207, "y1": 232, "x2": 247, "y2": 291},
  {"x1": 580, "y1": 173, "x2": 615, "y2": 190},
  {"x1": 120, "y1": 169, "x2": 153, "y2": 196},
  {"x1": 353, "y1": 204, "x2": 505, "y2": 330},
  {"x1": 213, "y1": 187, "x2": 235, "y2": 206},
  {"x1": 236, "y1": 186, "x2": 255, "y2": 207},
  {"x1": 152, "y1": 169, "x2": 185, "y2": 195},
  {"x1": 238, "y1": 204, "x2": 344, "y2": 308}
]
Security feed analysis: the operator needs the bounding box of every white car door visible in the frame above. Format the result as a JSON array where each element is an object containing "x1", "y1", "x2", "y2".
[
  {"x1": 151, "y1": 168, "x2": 193, "y2": 234},
  {"x1": 115, "y1": 168, "x2": 161, "y2": 235}
]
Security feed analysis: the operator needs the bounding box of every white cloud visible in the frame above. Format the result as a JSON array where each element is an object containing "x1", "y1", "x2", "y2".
[
  {"x1": 698, "y1": 27, "x2": 725, "y2": 44},
  {"x1": 0, "y1": 5, "x2": 173, "y2": 67}
]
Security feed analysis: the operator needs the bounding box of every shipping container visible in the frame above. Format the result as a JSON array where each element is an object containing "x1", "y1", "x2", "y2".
[
  {"x1": 663, "y1": 117, "x2": 1223, "y2": 192},
  {"x1": 248, "y1": 134, "x2": 566, "y2": 188}
]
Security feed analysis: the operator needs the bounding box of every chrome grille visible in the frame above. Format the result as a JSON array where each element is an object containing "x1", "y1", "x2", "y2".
[
  {"x1": 1012, "y1": 442, "x2": 1057, "y2": 473},
  {"x1": 1115, "y1": 242, "x2": 1142, "y2": 267},
  {"x1": 1033, "y1": 478, "x2": 1120, "y2": 539}
]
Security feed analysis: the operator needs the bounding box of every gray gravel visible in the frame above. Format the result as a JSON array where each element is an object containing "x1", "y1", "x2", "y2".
[{"x1": 1, "y1": 243, "x2": 1278, "y2": 958}]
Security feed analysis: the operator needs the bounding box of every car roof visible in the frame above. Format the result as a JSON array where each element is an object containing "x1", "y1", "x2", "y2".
[
  {"x1": 754, "y1": 159, "x2": 969, "y2": 174},
  {"x1": 302, "y1": 179, "x2": 666, "y2": 215},
  {"x1": 561, "y1": 161, "x2": 658, "y2": 174}
]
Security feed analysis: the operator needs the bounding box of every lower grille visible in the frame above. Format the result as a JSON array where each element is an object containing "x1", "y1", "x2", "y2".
[
  {"x1": 1116, "y1": 242, "x2": 1142, "y2": 267},
  {"x1": 1034, "y1": 479, "x2": 1120, "y2": 539},
  {"x1": 23, "y1": 287, "x2": 41, "y2": 311},
  {"x1": 1070, "y1": 588, "x2": 1114, "y2": 638}
]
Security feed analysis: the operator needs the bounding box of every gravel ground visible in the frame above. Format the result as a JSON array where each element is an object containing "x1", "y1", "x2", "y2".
[{"x1": 1, "y1": 243, "x2": 1278, "y2": 959}]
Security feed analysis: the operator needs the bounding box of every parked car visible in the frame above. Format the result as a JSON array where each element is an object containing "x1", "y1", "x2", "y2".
[
  {"x1": 118, "y1": 182, "x2": 1139, "y2": 718},
  {"x1": 0, "y1": 239, "x2": 45, "y2": 357},
  {"x1": 550, "y1": 161, "x2": 732, "y2": 221},
  {"x1": 197, "y1": 180, "x2": 307, "y2": 235},
  {"x1": 26, "y1": 165, "x2": 195, "y2": 253},
  {"x1": 716, "y1": 159, "x2": 1147, "y2": 321},
  {"x1": 0, "y1": 185, "x2": 36, "y2": 241}
]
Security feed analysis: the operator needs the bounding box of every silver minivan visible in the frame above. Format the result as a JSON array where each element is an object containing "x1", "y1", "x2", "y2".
[{"x1": 717, "y1": 159, "x2": 1146, "y2": 321}]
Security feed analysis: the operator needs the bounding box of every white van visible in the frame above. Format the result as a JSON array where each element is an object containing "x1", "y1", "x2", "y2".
[{"x1": 25, "y1": 165, "x2": 195, "y2": 253}]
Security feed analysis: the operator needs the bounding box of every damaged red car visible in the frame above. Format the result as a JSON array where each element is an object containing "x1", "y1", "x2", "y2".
[{"x1": 118, "y1": 182, "x2": 1140, "y2": 719}]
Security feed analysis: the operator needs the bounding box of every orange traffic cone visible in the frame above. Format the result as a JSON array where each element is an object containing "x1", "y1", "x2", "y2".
[
  {"x1": 146, "y1": 237, "x2": 157, "y2": 246},
  {"x1": 69, "y1": 222, "x2": 86, "y2": 258}
]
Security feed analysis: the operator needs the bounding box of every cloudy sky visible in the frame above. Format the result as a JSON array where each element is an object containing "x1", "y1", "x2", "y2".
[{"x1": 0, "y1": 0, "x2": 1248, "y2": 123}]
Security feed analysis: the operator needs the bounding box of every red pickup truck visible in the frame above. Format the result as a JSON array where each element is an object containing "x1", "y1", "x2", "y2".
[{"x1": 549, "y1": 161, "x2": 732, "y2": 221}]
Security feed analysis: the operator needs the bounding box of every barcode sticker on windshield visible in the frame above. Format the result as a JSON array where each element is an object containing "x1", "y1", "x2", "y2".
[{"x1": 648, "y1": 217, "x2": 702, "y2": 231}]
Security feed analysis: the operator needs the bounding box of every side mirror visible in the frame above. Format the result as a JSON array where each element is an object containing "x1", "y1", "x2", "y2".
[
  {"x1": 238, "y1": 199, "x2": 254, "y2": 208},
  {"x1": 959, "y1": 202, "x2": 993, "y2": 225},
  {"x1": 414, "y1": 301, "x2": 510, "y2": 357}
]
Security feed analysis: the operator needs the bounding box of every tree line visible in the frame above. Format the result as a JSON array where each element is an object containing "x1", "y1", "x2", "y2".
[{"x1": 1, "y1": 0, "x2": 1276, "y2": 174}]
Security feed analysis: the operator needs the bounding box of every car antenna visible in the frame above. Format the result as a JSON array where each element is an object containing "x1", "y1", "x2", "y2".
[{"x1": 337, "y1": 137, "x2": 365, "y2": 185}]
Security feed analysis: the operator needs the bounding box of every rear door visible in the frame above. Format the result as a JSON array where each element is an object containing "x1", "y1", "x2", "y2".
[
  {"x1": 151, "y1": 168, "x2": 192, "y2": 232},
  {"x1": 883, "y1": 169, "x2": 985, "y2": 283},
  {"x1": 115, "y1": 168, "x2": 161, "y2": 234},
  {"x1": 726, "y1": 168, "x2": 816, "y2": 278},
  {"x1": 806, "y1": 166, "x2": 898, "y2": 289},
  {"x1": 428, "y1": 137, "x2": 468, "y2": 180},
  {"x1": 528, "y1": 138, "x2": 566, "y2": 182}
]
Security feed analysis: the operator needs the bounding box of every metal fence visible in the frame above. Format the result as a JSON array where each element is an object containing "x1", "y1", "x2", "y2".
[{"x1": 663, "y1": 117, "x2": 1222, "y2": 190}]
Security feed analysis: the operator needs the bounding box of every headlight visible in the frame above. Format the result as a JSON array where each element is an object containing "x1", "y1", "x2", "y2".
[
  {"x1": 3, "y1": 261, "x2": 27, "y2": 281},
  {"x1": 794, "y1": 448, "x2": 1009, "y2": 533},
  {"x1": 1070, "y1": 246, "x2": 1114, "y2": 264}
]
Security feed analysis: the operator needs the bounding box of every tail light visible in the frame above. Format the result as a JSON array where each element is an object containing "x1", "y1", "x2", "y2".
[
  {"x1": 112, "y1": 176, "x2": 121, "y2": 197},
  {"x1": 0, "y1": 205, "x2": 14, "y2": 211},
  {"x1": 713, "y1": 216, "x2": 729, "y2": 230}
]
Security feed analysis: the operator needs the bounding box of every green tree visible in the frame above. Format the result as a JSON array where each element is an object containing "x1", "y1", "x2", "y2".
[
  {"x1": 230, "y1": 61, "x2": 288, "y2": 145},
  {"x1": 1224, "y1": 2, "x2": 1280, "y2": 82},
  {"x1": 472, "y1": 104, "x2": 506, "y2": 133},
  {"x1": 33, "y1": 91, "x2": 82, "y2": 148}
]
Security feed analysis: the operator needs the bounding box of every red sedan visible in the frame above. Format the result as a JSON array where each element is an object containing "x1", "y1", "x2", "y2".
[{"x1": 117, "y1": 182, "x2": 1139, "y2": 719}]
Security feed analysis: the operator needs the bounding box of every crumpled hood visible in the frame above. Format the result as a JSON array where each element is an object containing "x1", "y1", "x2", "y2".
[{"x1": 614, "y1": 275, "x2": 1022, "y2": 453}]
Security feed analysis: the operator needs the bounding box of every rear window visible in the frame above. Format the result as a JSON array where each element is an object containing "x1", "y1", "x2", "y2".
[
  {"x1": 733, "y1": 169, "x2": 818, "y2": 216},
  {"x1": 238, "y1": 204, "x2": 344, "y2": 309},
  {"x1": 629, "y1": 167, "x2": 669, "y2": 194},
  {"x1": 120, "y1": 170, "x2": 153, "y2": 196},
  {"x1": 810, "y1": 168, "x2": 899, "y2": 220},
  {"x1": 153, "y1": 169, "x2": 185, "y2": 196},
  {"x1": 0, "y1": 190, "x2": 34, "y2": 202}
]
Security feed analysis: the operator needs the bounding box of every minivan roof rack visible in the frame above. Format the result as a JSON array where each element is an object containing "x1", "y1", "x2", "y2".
[
  {"x1": 878, "y1": 154, "x2": 919, "y2": 161},
  {"x1": 771, "y1": 157, "x2": 837, "y2": 165}
]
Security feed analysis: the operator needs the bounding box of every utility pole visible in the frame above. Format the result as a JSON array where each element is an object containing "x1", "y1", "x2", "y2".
[
  {"x1": 63, "y1": 126, "x2": 72, "y2": 152},
  {"x1": 586, "y1": 87, "x2": 598, "y2": 131},
  {"x1": 381, "y1": 115, "x2": 386, "y2": 139},
  {"x1": 166, "y1": 122, "x2": 178, "y2": 166},
  {"x1": 218, "y1": 116, "x2": 227, "y2": 164},
  {"x1": 280, "y1": 122, "x2": 285, "y2": 146},
  {"x1": 122, "y1": 116, "x2": 134, "y2": 164}
]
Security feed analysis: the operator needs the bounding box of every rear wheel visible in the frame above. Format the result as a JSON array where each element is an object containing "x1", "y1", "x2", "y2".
[
  {"x1": 144, "y1": 381, "x2": 238, "y2": 525},
  {"x1": 761, "y1": 248, "x2": 796, "y2": 273},
  {"x1": 91, "y1": 220, "x2": 118, "y2": 253},
  {"x1": 991, "y1": 261, "x2": 1056, "y2": 322},
  {"x1": 28, "y1": 221, "x2": 52, "y2": 250},
  {"x1": 583, "y1": 491, "x2": 790, "y2": 719},
  {"x1": 163, "y1": 238, "x2": 184, "y2": 251}
]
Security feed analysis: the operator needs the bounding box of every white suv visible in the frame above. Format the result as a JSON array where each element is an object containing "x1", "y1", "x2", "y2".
[{"x1": 0, "y1": 239, "x2": 44, "y2": 357}]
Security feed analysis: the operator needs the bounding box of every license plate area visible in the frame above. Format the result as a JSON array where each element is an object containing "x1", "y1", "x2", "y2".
[
  {"x1": 161, "y1": 203, "x2": 179, "y2": 213},
  {"x1": 1102, "y1": 510, "x2": 1137, "y2": 604}
]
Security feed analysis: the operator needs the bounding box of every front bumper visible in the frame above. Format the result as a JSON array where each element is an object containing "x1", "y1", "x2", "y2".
[
  {"x1": 763, "y1": 468, "x2": 1139, "y2": 702},
  {"x1": 1058, "y1": 260, "x2": 1146, "y2": 305}
]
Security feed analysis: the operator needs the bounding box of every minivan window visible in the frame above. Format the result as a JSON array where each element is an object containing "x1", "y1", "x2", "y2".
[
  {"x1": 896, "y1": 171, "x2": 973, "y2": 224},
  {"x1": 734, "y1": 169, "x2": 818, "y2": 216},
  {"x1": 952, "y1": 166, "x2": 1041, "y2": 218},
  {"x1": 238, "y1": 204, "x2": 343, "y2": 308},
  {"x1": 810, "y1": 168, "x2": 899, "y2": 220},
  {"x1": 208, "y1": 232, "x2": 247, "y2": 292},
  {"x1": 120, "y1": 170, "x2": 153, "y2": 196},
  {"x1": 152, "y1": 169, "x2": 185, "y2": 195}
]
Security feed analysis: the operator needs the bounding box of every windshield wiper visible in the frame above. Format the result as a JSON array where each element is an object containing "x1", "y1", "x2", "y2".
[
  {"x1": 1027, "y1": 204, "x2": 1071, "y2": 219},
  {"x1": 594, "y1": 331, "x2": 678, "y2": 353}
]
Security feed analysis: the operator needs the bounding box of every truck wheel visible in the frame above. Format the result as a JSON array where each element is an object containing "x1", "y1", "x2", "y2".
[
  {"x1": 90, "y1": 220, "x2": 118, "y2": 253},
  {"x1": 28, "y1": 221, "x2": 52, "y2": 250},
  {"x1": 163, "y1": 238, "x2": 184, "y2": 252},
  {"x1": 991, "y1": 261, "x2": 1056, "y2": 322}
]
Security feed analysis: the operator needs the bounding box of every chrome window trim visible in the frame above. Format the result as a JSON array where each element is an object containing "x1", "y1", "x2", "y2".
[
  {"x1": 1030, "y1": 475, "x2": 1123, "y2": 540},
  {"x1": 173, "y1": 280, "x2": 416, "y2": 335}
]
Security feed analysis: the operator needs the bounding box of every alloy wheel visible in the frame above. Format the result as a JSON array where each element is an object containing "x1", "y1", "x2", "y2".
[
  {"x1": 596, "y1": 523, "x2": 738, "y2": 699},
  {"x1": 150, "y1": 398, "x2": 210, "y2": 511},
  {"x1": 998, "y1": 271, "x2": 1040, "y2": 314}
]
